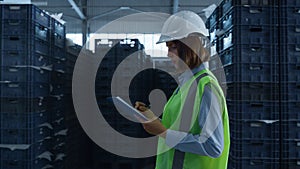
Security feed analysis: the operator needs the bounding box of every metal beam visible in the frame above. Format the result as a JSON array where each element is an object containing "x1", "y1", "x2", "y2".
[
  {"x1": 173, "y1": 0, "x2": 179, "y2": 14},
  {"x1": 82, "y1": 19, "x2": 87, "y2": 45},
  {"x1": 88, "y1": 7, "x2": 144, "y2": 21},
  {"x1": 67, "y1": 0, "x2": 86, "y2": 20},
  {"x1": 82, "y1": 0, "x2": 88, "y2": 45}
]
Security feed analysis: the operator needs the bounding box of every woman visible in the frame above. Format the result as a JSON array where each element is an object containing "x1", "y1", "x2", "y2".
[{"x1": 135, "y1": 11, "x2": 230, "y2": 169}]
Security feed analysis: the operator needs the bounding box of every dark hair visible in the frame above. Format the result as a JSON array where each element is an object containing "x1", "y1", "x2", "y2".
[{"x1": 174, "y1": 35, "x2": 210, "y2": 69}]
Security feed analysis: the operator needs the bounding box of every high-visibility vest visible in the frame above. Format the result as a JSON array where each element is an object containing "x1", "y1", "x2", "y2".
[{"x1": 155, "y1": 69, "x2": 230, "y2": 169}]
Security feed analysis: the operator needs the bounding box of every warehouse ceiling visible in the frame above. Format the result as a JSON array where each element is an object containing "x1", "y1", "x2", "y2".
[{"x1": 32, "y1": 0, "x2": 221, "y2": 34}]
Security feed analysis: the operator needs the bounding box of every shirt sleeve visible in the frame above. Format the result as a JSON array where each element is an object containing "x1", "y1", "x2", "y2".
[{"x1": 165, "y1": 85, "x2": 224, "y2": 158}]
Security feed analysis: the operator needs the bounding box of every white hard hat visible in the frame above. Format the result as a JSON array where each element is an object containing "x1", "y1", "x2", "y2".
[{"x1": 157, "y1": 10, "x2": 209, "y2": 44}]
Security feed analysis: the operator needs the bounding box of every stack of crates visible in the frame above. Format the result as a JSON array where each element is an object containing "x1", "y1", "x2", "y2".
[
  {"x1": 207, "y1": 0, "x2": 281, "y2": 168},
  {"x1": 64, "y1": 44, "x2": 92, "y2": 169},
  {"x1": 0, "y1": 4, "x2": 53, "y2": 169},
  {"x1": 93, "y1": 38, "x2": 151, "y2": 169},
  {"x1": 65, "y1": 43, "x2": 80, "y2": 169},
  {"x1": 279, "y1": 0, "x2": 300, "y2": 168},
  {"x1": 49, "y1": 17, "x2": 67, "y2": 169}
]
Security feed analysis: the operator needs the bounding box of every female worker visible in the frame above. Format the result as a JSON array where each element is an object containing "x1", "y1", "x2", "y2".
[{"x1": 135, "y1": 11, "x2": 230, "y2": 169}]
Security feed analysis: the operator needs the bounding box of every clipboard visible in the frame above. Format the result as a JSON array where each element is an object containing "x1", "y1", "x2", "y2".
[{"x1": 110, "y1": 96, "x2": 149, "y2": 121}]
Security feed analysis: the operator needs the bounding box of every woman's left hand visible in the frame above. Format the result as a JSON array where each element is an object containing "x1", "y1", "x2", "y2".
[{"x1": 135, "y1": 102, "x2": 167, "y2": 138}]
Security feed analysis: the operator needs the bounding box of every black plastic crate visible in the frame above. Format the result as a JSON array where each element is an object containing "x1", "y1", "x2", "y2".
[
  {"x1": 278, "y1": 44, "x2": 300, "y2": 64},
  {"x1": 66, "y1": 57, "x2": 75, "y2": 67},
  {"x1": 219, "y1": 6, "x2": 278, "y2": 32},
  {"x1": 281, "y1": 64, "x2": 300, "y2": 83},
  {"x1": 51, "y1": 118, "x2": 66, "y2": 132},
  {"x1": 0, "y1": 111, "x2": 48, "y2": 129},
  {"x1": 279, "y1": 7, "x2": 300, "y2": 25},
  {"x1": 95, "y1": 81, "x2": 111, "y2": 91},
  {"x1": 279, "y1": 26, "x2": 300, "y2": 45},
  {"x1": 48, "y1": 95, "x2": 65, "y2": 112},
  {"x1": 219, "y1": 44, "x2": 278, "y2": 65},
  {"x1": 206, "y1": 6, "x2": 219, "y2": 29},
  {"x1": 48, "y1": 94, "x2": 64, "y2": 103},
  {"x1": 281, "y1": 83, "x2": 300, "y2": 101},
  {"x1": 116, "y1": 120, "x2": 143, "y2": 133},
  {"x1": 0, "y1": 126, "x2": 51, "y2": 144},
  {"x1": 279, "y1": 27, "x2": 300, "y2": 45},
  {"x1": 0, "y1": 82, "x2": 50, "y2": 98},
  {"x1": 0, "y1": 66, "x2": 50, "y2": 83},
  {"x1": 65, "y1": 65, "x2": 75, "y2": 76},
  {"x1": 224, "y1": 63, "x2": 279, "y2": 83},
  {"x1": 220, "y1": 0, "x2": 278, "y2": 16},
  {"x1": 50, "y1": 71, "x2": 65, "y2": 82},
  {"x1": 66, "y1": 59, "x2": 75, "y2": 69},
  {"x1": 53, "y1": 33, "x2": 66, "y2": 48},
  {"x1": 1, "y1": 20, "x2": 50, "y2": 42},
  {"x1": 92, "y1": 147, "x2": 143, "y2": 169},
  {"x1": 52, "y1": 162, "x2": 65, "y2": 169},
  {"x1": 281, "y1": 101, "x2": 300, "y2": 120},
  {"x1": 65, "y1": 65, "x2": 74, "y2": 75},
  {"x1": 50, "y1": 58, "x2": 66, "y2": 72},
  {"x1": 95, "y1": 72, "x2": 112, "y2": 80},
  {"x1": 209, "y1": 55, "x2": 223, "y2": 70},
  {"x1": 209, "y1": 26, "x2": 218, "y2": 42},
  {"x1": 1, "y1": 50, "x2": 50, "y2": 67},
  {"x1": 0, "y1": 158, "x2": 51, "y2": 169},
  {"x1": 66, "y1": 54, "x2": 77, "y2": 66},
  {"x1": 50, "y1": 83, "x2": 64, "y2": 95},
  {"x1": 228, "y1": 156, "x2": 280, "y2": 169},
  {"x1": 230, "y1": 119, "x2": 280, "y2": 140},
  {"x1": 64, "y1": 83, "x2": 72, "y2": 94},
  {"x1": 282, "y1": 140, "x2": 300, "y2": 159},
  {"x1": 52, "y1": 136, "x2": 67, "y2": 152},
  {"x1": 114, "y1": 53, "x2": 142, "y2": 66},
  {"x1": 220, "y1": 0, "x2": 232, "y2": 16},
  {"x1": 51, "y1": 18, "x2": 65, "y2": 36},
  {"x1": 66, "y1": 44, "x2": 81, "y2": 56},
  {"x1": 211, "y1": 68, "x2": 227, "y2": 88},
  {"x1": 280, "y1": 0, "x2": 300, "y2": 6},
  {"x1": 52, "y1": 46, "x2": 66, "y2": 59},
  {"x1": 0, "y1": 4, "x2": 51, "y2": 28},
  {"x1": 210, "y1": 41, "x2": 218, "y2": 56},
  {"x1": 230, "y1": 139, "x2": 280, "y2": 159},
  {"x1": 98, "y1": 57, "x2": 118, "y2": 67},
  {"x1": 95, "y1": 91, "x2": 111, "y2": 97},
  {"x1": 1, "y1": 36, "x2": 50, "y2": 56},
  {"x1": 50, "y1": 109, "x2": 65, "y2": 121},
  {"x1": 227, "y1": 100, "x2": 280, "y2": 120},
  {"x1": 0, "y1": 97, "x2": 47, "y2": 113},
  {"x1": 280, "y1": 160, "x2": 300, "y2": 169},
  {"x1": 281, "y1": 120, "x2": 300, "y2": 139},
  {"x1": 0, "y1": 141, "x2": 51, "y2": 160},
  {"x1": 92, "y1": 160, "x2": 142, "y2": 169},
  {"x1": 226, "y1": 82, "x2": 279, "y2": 101},
  {"x1": 218, "y1": 25, "x2": 277, "y2": 51}
]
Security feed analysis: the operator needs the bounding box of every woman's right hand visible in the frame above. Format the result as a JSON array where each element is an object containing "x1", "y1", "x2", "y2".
[
  {"x1": 135, "y1": 101, "x2": 166, "y2": 137},
  {"x1": 135, "y1": 101, "x2": 157, "y2": 120}
]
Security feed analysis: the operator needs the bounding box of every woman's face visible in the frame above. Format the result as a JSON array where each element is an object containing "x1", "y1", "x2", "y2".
[{"x1": 166, "y1": 41, "x2": 185, "y2": 72}]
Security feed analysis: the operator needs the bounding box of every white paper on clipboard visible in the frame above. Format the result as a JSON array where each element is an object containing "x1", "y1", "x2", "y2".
[{"x1": 111, "y1": 96, "x2": 149, "y2": 121}]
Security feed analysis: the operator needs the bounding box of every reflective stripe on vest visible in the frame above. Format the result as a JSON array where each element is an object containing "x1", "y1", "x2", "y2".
[{"x1": 172, "y1": 73, "x2": 209, "y2": 169}]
